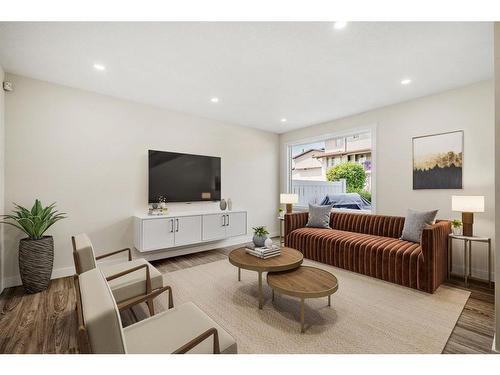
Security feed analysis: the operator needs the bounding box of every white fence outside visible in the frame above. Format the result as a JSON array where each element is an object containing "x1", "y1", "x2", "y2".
[{"x1": 291, "y1": 179, "x2": 347, "y2": 207}]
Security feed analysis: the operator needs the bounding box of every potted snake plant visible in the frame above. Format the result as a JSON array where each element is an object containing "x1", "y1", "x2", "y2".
[{"x1": 1, "y1": 199, "x2": 66, "y2": 293}]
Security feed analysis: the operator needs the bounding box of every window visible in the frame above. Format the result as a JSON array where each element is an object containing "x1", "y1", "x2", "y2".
[{"x1": 287, "y1": 128, "x2": 375, "y2": 212}]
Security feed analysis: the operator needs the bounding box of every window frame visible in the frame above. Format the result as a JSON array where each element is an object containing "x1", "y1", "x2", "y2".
[{"x1": 284, "y1": 124, "x2": 377, "y2": 213}]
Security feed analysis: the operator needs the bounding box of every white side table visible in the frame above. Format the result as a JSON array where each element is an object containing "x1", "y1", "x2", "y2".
[{"x1": 448, "y1": 234, "x2": 492, "y2": 288}]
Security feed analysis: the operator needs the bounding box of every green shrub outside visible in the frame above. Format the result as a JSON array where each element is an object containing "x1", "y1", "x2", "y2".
[{"x1": 326, "y1": 162, "x2": 366, "y2": 192}]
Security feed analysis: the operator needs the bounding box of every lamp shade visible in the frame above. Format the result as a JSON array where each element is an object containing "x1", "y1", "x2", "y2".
[
  {"x1": 451, "y1": 196, "x2": 485, "y2": 213},
  {"x1": 280, "y1": 193, "x2": 298, "y2": 204}
]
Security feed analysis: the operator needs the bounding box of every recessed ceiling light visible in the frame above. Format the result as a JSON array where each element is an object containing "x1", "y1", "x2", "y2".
[
  {"x1": 333, "y1": 22, "x2": 348, "y2": 30},
  {"x1": 401, "y1": 78, "x2": 412, "y2": 85},
  {"x1": 93, "y1": 63, "x2": 106, "y2": 71},
  {"x1": 281, "y1": 118, "x2": 287, "y2": 123},
  {"x1": 210, "y1": 97, "x2": 219, "y2": 103}
]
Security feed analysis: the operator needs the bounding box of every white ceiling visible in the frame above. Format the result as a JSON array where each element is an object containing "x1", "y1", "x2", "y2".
[{"x1": 0, "y1": 22, "x2": 493, "y2": 133}]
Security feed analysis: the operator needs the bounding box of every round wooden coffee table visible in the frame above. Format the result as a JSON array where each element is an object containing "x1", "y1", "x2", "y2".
[
  {"x1": 267, "y1": 266, "x2": 338, "y2": 333},
  {"x1": 228, "y1": 247, "x2": 303, "y2": 309}
]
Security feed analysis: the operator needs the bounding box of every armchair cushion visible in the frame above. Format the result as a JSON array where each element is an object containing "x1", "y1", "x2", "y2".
[
  {"x1": 73, "y1": 233, "x2": 97, "y2": 273},
  {"x1": 123, "y1": 301, "x2": 237, "y2": 354},
  {"x1": 79, "y1": 268, "x2": 127, "y2": 354},
  {"x1": 100, "y1": 258, "x2": 164, "y2": 303}
]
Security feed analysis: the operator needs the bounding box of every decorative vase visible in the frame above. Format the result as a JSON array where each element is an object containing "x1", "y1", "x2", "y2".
[
  {"x1": 253, "y1": 234, "x2": 268, "y2": 247},
  {"x1": 18, "y1": 236, "x2": 54, "y2": 294},
  {"x1": 264, "y1": 238, "x2": 274, "y2": 249},
  {"x1": 220, "y1": 199, "x2": 227, "y2": 211},
  {"x1": 452, "y1": 226, "x2": 462, "y2": 236},
  {"x1": 227, "y1": 198, "x2": 232, "y2": 211},
  {"x1": 159, "y1": 202, "x2": 166, "y2": 209}
]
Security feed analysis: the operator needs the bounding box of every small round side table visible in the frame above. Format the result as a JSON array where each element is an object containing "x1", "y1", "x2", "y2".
[
  {"x1": 278, "y1": 216, "x2": 285, "y2": 246},
  {"x1": 448, "y1": 234, "x2": 492, "y2": 288}
]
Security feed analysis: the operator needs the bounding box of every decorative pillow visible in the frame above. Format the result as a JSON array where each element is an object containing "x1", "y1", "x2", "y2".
[
  {"x1": 306, "y1": 204, "x2": 333, "y2": 229},
  {"x1": 400, "y1": 209, "x2": 438, "y2": 243}
]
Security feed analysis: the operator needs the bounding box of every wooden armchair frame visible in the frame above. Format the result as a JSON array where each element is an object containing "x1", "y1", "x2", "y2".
[
  {"x1": 105, "y1": 263, "x2": 174, "y2": 314},
  {"x1": 71, "y1": 235, "x2": 132, "y2": 275},
  {"x1": 96, "y1": 247, "x2": 132, "y2": 261},
  {"x1": 74, "y1": 275, "x2": 220, "y2": 354},
  {"x1": 71, "y1": 235, "x2": 170, "y2": 315},
  {"x1": 172, "y1": 327, "x2": 220, "y2": 354}
]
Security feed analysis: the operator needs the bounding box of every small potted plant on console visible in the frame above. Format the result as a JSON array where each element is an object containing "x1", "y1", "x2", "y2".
[{"x1": 158, "y1": 195, "x2": 168, "y2": 215}]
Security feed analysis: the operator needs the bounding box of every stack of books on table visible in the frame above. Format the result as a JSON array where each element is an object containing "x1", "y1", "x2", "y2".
[{"x1": 245, "y1": 243, "x2": 281, "y2": 259}]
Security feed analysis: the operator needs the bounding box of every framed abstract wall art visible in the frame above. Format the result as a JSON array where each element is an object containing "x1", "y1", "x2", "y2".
[{"x1": 412, "y1": 130, "x2": 463, "y2": 190}]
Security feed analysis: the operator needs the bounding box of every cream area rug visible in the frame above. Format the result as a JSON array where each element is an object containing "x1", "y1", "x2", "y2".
[{"x1": 159, "y1": 258, "x2": 470, "y2": 354}]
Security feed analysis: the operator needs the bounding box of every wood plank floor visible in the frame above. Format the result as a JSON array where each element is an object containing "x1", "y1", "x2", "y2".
[
  {"x1": 442, "y1": 277, "x2": 495, "y2": 354},
  {"x1": 0, "y1": 244, "x2": 495, "y2": 354}
]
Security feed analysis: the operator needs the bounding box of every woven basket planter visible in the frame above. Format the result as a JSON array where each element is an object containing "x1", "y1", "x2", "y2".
[{"x1": 18, "y1": 236, "x2": 54, "y2": 294}]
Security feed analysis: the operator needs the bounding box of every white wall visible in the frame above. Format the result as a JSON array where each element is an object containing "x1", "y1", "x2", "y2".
[
  {"x1": 280, "y1": 81, "x2": 495, "y2": 279},
  {"x1": 0, "y1": 65, "x2": 5, "y2": 294},
  {"x1": 3, "y1": 74, "x2": 280, "y2": 286}
]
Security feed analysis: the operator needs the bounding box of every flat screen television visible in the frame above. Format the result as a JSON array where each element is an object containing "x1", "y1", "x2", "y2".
[{"x1": 148, "y1": 150, "x2": 221, "y2": 203}]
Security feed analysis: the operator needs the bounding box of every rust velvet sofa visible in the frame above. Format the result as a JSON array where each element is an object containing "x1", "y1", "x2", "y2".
[{"x1": 284, "y1": 211, "x2": 450, "y2": 293}]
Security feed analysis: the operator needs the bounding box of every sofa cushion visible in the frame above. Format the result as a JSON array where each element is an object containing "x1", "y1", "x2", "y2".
[
  {"x1": 400, "y1": 209, "x2": 438, "y2": 243},
  {"x1": 287, "y1": 227, "x2": 422, "y2": 288},
  {"x1": 330, "y1": 212, "x2": 405, "y2": 238},
  {"x1": 100, "y1": 258, "x2": 164, "y2": 303},
  {"x1": 306, "y1": 204, "x2": 333, "y2": 229},
  {"x1": 123, "y1": 301, "x2": 237, "y2": 354}
]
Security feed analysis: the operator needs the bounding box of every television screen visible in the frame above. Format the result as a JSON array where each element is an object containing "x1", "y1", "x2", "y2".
[{"x1": 148, "y1": 150, "x2": 221, "y2": 203}]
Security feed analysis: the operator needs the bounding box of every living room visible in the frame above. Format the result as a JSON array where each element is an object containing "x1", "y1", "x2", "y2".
[{"x1": 0, "y1": 1, "x2": 499, "y2": 372}]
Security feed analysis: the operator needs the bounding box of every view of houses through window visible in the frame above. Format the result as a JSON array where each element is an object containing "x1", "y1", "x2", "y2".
[{"x1": 289, "y1": 131, "x2": 373, "y2": 211}]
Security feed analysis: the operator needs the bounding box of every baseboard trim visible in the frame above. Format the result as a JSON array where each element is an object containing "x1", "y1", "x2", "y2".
[
  {"x1": 492, "y1": 335, "x2": 499, "y2": 353},
  {"x1": 3, "y1": 265, "x2": 76, "y2": 289},
  {"x1": 449, "y1": 264, "x2": 495, "y2": 282},
  {"x1": 2, "y1": 233, "x2": 279, "y2": 289}
]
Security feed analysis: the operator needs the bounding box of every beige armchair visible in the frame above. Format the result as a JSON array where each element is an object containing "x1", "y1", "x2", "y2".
[
  {"x1": 72, "y1": 233, "x2": 167, "y2": 315},
  {"x1": 75, "y1": 268, "x2": 237, "y2": 354}
]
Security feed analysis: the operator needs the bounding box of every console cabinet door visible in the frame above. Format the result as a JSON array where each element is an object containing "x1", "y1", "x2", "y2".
[
  {"x1": 225, "y1": 212, "x2": 247, "y2": 237},
  {"x1": 174, "y1": 215, "x2": 202, "y2": 246},
  {"x1": 202, "y1": 214, "x2": 226, "y2": 241},
  {"x1": 142, "y1": 218, "x2": 175, "y2": 251}
]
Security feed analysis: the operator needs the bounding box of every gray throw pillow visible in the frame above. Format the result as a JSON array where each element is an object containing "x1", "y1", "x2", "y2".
[
  {"x1": 400, "y1": 209, "x2": 438, "y2": 243},
  {"x1": 306, "y1": 204, "x2": 333, "y2": 229}
]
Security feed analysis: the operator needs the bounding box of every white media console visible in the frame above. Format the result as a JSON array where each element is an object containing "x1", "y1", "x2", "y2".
[{"x1": 133, "y1": 210, "x2": 247, "y2": 252}]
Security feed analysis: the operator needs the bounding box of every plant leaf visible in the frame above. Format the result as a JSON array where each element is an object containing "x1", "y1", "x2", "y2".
[{"x1": 0, "y1": 200, "x2": 66, "y2": 239}]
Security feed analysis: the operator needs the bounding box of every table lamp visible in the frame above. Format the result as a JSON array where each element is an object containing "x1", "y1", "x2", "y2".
[
  {"x1": 451, "y1": 195, "x2": 484, "y2": 237},
  {"x1": 280, "y1": 193, "x2": 298, "y2": 214}
]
